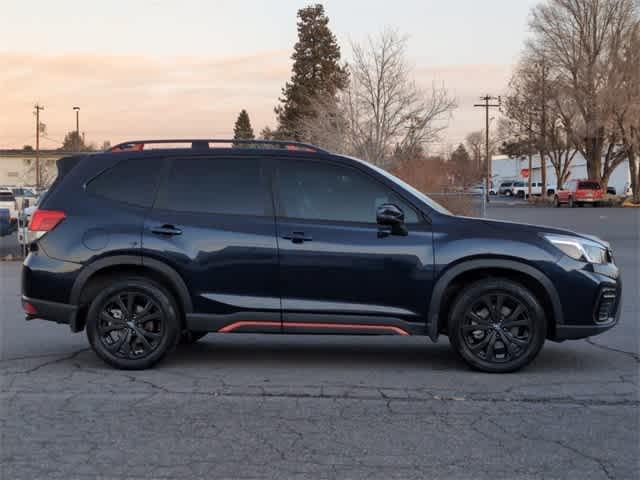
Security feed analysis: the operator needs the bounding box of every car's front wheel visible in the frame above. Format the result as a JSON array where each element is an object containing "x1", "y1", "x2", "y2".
[
  {"x1": 86, "y1": 277, "x2": 180, "y2": 370},
  {"x1": 448, "y1": 279, "x2": 546, "y2": 373}
]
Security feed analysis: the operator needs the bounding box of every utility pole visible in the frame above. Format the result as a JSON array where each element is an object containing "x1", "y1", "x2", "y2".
[
  {"x1": 34, "y1": 104, "x2": 44, "y2": 189},
  {"x1": 73, "y1": 106, "x2": 80, "y2": 152},
  {"x1": 474, "y1": 95, "x2": 501, "y2": 202},
  {"x1": 539, "y1": 60, "x2": 548, "y2": 196}
]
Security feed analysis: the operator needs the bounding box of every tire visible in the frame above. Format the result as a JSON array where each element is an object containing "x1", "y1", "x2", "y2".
[
  {"x1": 553, "y1": 195, "x2": 561, "y2": 208},
  {"x1": 505, "y1": 190, "x2": 512, "y2": 197},
  {"x1": 86, "y1": 277, "x2": 180, "y2": 370},
  {"x1": 568, "y1": 196, "x2": 575, "y2": 208},
  {"x1": 448, "y1": 279, "x2": 546, "y2": 373},
  {"x1": 180, "y1": 331, "x2": 208, "y2": 344}
]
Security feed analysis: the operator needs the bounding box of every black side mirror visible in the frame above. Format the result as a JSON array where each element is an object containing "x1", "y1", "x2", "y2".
[{"x1": 376, "y1": 203, "x2": 408, "y2": 236}]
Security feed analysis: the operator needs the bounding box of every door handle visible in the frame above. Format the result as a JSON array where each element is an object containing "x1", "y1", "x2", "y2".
[
  {"x1": 151, "y1": 225, "x2": 182, "y2": 236},
  {"x1": 282, "y1": 231, "x2": 312, "y2": 244}
]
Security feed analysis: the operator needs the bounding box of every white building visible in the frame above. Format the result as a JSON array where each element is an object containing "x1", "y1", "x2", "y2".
[
  {"x1": 491, "y1": 151, "x2": 631, "y2": 194},
  {"x1": 0, "y1": 150, "x2": 92, "y2": 187}
]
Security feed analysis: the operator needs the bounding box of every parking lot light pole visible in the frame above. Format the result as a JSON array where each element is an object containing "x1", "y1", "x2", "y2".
[{"x1": 73, "y1": 107, "x2": 80, "y2": 152}]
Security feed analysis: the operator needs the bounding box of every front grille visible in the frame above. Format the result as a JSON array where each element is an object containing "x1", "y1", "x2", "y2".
[{"x1": 596, "y1": 288, "x2": 617, "y2": 323}]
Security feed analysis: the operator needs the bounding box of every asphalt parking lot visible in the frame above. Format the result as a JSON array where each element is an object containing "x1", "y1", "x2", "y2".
[{"x1": 0, "y1": 206, "x2": 638, "y2": 479}]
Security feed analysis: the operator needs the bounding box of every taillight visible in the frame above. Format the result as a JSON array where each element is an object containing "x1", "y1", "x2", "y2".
[{"x1": 29, "y1": 209, "x2": 66, "y2": 232}]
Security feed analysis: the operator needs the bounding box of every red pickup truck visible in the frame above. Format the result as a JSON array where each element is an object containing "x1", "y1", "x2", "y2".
[{"x1": 554, "y1": 179, "x2": 604, "y2": 207}]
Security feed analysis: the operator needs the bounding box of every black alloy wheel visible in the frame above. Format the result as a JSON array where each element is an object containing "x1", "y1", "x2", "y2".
[
  {"x1": 97, "y1": 291, "x2": 163, "y2": 359},
  {"x1": 86, "y1": 277, "x2": 180, "y2": 369},
  {"x1": 449, "y1": 279, "x2": 546, "y2": 373}
]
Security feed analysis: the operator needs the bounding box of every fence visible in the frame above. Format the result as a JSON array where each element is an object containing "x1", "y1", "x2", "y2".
[{"x1": 425, "y1": 189, "x2": 487, "y2": 218}]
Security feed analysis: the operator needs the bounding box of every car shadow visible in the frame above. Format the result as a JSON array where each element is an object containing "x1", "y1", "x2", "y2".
[
  {"x1": 167, "y1": 335, "x2": 461, "y2": 370},
  {"x1": 157, "y1": 334, "x2": 613, "y2": 374}
]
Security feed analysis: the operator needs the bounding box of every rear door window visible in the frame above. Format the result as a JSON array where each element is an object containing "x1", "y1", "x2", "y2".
[
  {"x1": 87, "y1": 158, "x2": 162, "y2": 208},
  {"x1": 155, "y1": 157, "x2": 270, "y2": 216}
]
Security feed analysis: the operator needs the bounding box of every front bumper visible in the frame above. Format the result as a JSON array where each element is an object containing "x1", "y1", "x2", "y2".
[{"x1": 549, "y1": 256, "x2": 622, "y2": 341}]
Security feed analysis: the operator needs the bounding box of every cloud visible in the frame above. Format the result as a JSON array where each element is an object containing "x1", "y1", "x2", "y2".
[
  {"x1": 1, "y1": 52, "x2": 512, "y2": 149},
  {"x1": 1, "y1": 51, "x2": 291, "y2": 147}
]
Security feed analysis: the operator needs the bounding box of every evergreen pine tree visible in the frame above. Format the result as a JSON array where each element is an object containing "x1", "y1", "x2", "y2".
[
  {"x1": 274, "y1": 4, "x2": 348, "y2": 140},
  {"x1": 233, "y1": 109, "x2": 255, "y2": 143}
]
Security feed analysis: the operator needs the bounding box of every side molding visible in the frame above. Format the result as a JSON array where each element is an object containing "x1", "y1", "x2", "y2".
[{"x1": 426, "y1": 259, "x2": 564, "y2": 342}]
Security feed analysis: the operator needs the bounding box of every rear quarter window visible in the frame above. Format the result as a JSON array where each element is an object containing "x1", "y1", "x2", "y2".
[
  {"x1": 86, "y1": 158, "x2": 162, "y2": 208},
  {"x1": 0, "y1": 192, "x2": 15, "y2": 201}
]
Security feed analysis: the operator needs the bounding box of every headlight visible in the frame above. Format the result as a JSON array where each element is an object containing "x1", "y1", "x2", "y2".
[{"x1": 543, "y1": 234, "x2": 609, "y2": 264}]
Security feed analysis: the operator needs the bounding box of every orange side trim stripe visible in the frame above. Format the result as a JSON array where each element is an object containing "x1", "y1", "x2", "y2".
[
  {"x1": 218, "y1": 321, "x2": 409, "y2": 336},
  {"x1": 218, "y1": 321, "x2": 281, "y2": 333}
]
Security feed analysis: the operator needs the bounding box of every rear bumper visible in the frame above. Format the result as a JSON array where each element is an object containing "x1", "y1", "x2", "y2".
[{"x1": 22, "y1": 296, "x2": 78, "y2": 326}]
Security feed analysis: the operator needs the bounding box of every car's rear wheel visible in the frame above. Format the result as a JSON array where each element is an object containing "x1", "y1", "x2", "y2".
[
  {"x1": 448, "y1": 279, "x2": 546, "y2": 373},
  {"x1": 86, "y1": 277, "x2": 180, "y2": 370},
  {"x1": 553, "y1": 195, "x2": 561, "y2": 207}
]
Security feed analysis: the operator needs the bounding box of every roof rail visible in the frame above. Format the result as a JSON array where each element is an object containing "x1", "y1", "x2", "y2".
[{"x1": 108, "y1": 139, "x2": 330, "y2": 154}]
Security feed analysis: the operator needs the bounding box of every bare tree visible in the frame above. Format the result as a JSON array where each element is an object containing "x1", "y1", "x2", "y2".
[
  {"x1": 337, "y1": 30, "x2": 456, "y2": 166},
  {"x1": 607, "y1": 20, "x2": 640, "y2": 202},
  {"x1": 466, "y1": 129, "x2": 500, "y2": 171},
  {"x1": 529, "y1": 0, "x2": 638, "y2": 182},
  {"x1": 20, "y1": 159, "x2": 56, "y2": 188}
]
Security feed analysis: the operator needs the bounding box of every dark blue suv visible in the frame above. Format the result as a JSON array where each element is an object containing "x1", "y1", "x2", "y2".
[{"x1": 22, "y1": 140, "x2": 621, "y2": 372}]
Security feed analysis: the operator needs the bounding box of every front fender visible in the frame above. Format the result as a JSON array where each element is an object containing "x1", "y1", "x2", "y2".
[{"x1": 426, "y1": 258, "x2": 563, "y2": 341}]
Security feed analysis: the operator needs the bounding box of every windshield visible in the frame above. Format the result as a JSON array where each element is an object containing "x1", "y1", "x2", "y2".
[{"x1": 343, "y1": 155, "x2": 452, "y2": 215}]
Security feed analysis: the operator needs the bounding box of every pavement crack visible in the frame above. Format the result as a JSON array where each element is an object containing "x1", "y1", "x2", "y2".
[
  {"x1": 16, "y1": 348, "x2": 90, "y2": 374},
  {"x1": 586, "y1": 338, "x2": 640, "y2": 362}
]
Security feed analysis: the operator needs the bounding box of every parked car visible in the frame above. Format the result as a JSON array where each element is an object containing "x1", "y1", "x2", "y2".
[
  {"x1": 510, "y1": 181, "x2": 528, "y2": 198},
  {"x1": 10, "y1": 186, "x2": 38, "y2": 211},
  {"x1": 498, "y1": 181, "x2": 515, "y2": 196},
  {"x1": 468, "y1": 182, "x2": 494, "y2": 195},
  {"x1": 0, "y1": 189, "x2": 18, "y2": 223},
  {"x1": 554, "y1": 179, "x2": 604, "y2": 207},
  {"x1": 529, "y1": 182, "x2": 555, "y2": 196},
  {"x1": 18, "y1": 190, "x2": 48, "y2": 245},
  {"x1": 0, "y1": 208, "x2": 10, "y2": 237},
  {"x1": 22, "y1": 140, "x2": 621, "y2": 373}
]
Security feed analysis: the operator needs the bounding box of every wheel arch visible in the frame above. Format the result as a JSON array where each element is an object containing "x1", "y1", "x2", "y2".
[
  {"x1": 427, "y1": 258, "x2": 563, "y2": 342},
  {"x1": 69, "y1": 255, "x2": 193, "y2": 332}
]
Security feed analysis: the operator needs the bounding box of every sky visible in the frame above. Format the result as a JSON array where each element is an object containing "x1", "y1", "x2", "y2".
[{"x1": 0, "y1": 0, "x2": 539, "y2": 152}]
